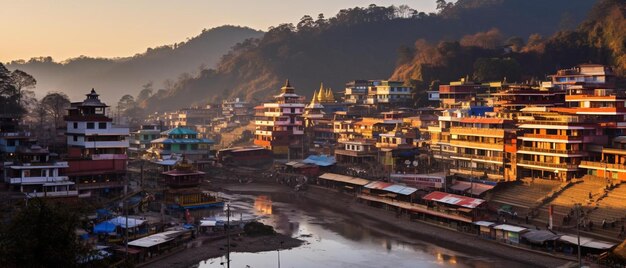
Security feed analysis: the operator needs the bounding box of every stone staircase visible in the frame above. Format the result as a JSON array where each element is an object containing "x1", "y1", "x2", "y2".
[
  {"x1": 534, "y1": 179, "x2": 607, "y2": 225},
  {"x1": 489, "y1": 178, "x2": 561, "y2": 216}
]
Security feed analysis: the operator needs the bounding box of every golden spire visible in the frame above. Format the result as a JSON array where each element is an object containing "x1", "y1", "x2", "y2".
[
  {"x1": 325, "y1": 88, "x2": 335, "y2": 102},
  {"x1": 316, "y1": 84, "x2": 325, "y2": 102},
  {"x1": 309, "y1": 89, "x2": 319, "y2": 106}
]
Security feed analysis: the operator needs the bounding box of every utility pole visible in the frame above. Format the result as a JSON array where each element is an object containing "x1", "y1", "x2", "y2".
[
  {"x1": 124, "y1": 174, "x2": 129, "y2": 258},
  {"x1": 470, "y1": 154, "x2": 474, "y2": 196},
  {"x1": 575, "y1": 203, "x2": 582, "y2": 268},
  {"x1": 226, "y1": 203, "x2": 231, "y2": 268}
]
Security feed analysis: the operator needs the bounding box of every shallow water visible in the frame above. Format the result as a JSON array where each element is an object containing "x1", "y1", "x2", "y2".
[{"x1": 194, "y1": 193, "x2": 525, "y2": 268}]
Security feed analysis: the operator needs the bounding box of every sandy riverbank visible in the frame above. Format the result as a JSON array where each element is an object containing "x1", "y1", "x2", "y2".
[
  {"x1": 212, "y1": 180, "x2": 578, "y2": 268},
  {"x1": 145, "y1": 233, "x2": 303, "y2": 268}
]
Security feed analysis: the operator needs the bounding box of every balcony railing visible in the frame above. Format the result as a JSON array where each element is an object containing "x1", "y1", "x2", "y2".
[
  {"x1": 522, "y1": 134, "x2": 582, "y2": 141},
  {"x1": 77, "y1": 181, "x2": 123, "y2": 190},
  {"x1": 518, "y1": 146, "x2": 586, "y2": 155},
  {"x1": 27, "y1": 190, "x2": 79, "y2": 198},
  {"x1": 451, "y1": 153, "x2": 503, "y2": 162},
  {"x1": 10, "y1": 176, "x2": 70, "y2": 184},
  {"x1": 579, "y1": 161, "x2": 626, "y2": 171},
  {"x1": 517, "y1": 160, "x2": 579, "y2": 170},
  {"x1": 450, "y1": 127, "x2": 504, "y2": 137},
  {"x1": 450, "y1": 140, "x2": 504, "y2": 150}
]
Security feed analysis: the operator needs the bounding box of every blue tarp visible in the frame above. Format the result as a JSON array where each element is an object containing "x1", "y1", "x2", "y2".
[
  {"x1": 302, "y1": 155, "x2": 336, "y2": 167},
  {"x1": 96, "y1": 209, "x2": 112, "y2": 219},
  {"x1": 93, "y1": 222, "x2": 117, "y2": 234}
]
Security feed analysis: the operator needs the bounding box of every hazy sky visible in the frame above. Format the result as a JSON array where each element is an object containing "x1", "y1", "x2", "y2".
[{"x1": 0, "y1": 1, "x2": 437, "y2": 62}]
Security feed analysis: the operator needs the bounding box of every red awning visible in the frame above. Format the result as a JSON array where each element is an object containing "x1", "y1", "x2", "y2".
[{"x1": 422, "y1": 191, "x2": 485, "y2": 209}]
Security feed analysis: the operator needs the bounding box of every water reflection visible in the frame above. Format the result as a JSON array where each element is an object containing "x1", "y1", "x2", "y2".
[
  {"x1": 254, "y1": 195, "x2": 272, "y2": 215},
  {"x1": 196, "y1": 194, "x2": 525, "y2": 268}
]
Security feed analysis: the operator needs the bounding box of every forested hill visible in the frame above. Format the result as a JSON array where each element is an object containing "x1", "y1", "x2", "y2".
[
  {"x1": 141, "y1": 0, "x2": 595, "y2": 112},
  {"x1": 6, "y1": 26, "x2": 263, "y2": 103},
  {"x1": 390, "y1": 0, "x2": 625, "y2": 96}
]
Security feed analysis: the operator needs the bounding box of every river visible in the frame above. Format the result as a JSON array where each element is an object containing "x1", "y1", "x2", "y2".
[{"x1": 192, "y1": 193, "x2": 527, "y2": 268}]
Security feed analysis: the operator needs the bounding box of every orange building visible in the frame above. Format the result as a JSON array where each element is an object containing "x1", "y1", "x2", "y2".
[{"x1": 254, "y1": 80, "x2": 306, "y2": 158}]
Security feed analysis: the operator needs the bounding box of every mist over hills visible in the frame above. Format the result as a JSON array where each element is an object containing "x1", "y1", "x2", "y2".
[
  {"x1": 6, "y1": 26, "x2": 264, "y2": 103},
  {"x1": 139, "y1": 0, "x2": 598, "y2": 112}
]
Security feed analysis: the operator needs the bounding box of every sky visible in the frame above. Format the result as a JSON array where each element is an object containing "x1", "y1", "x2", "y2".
[{"x1": 0, "y1": 1, "x2": 437, "y2": 63}]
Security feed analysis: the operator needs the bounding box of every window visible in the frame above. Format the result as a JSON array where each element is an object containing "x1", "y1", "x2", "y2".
[
  {"x1": 99, "y1": 122, "x2": 106, "y2": 129},
  {"x1": 87, "y1": 122, "x2": 94, "y2": 129},
  {"x1": 73, "y1": 122, "x2": 78, "y2": 129},
  {"x1": 180, "y1": 144, "x2": 187, "y2": 150},
  {"x1": 73, "y1": 135, "x2": 78, "y2": 142}
]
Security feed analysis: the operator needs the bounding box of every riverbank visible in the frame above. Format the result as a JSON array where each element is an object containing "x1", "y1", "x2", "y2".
[
  {"x1": 215, "y1": 181, "x2": 578, "y2": 268},
  {"x1": 144, "y1": 232, "x2": 303, "y2": 268}
]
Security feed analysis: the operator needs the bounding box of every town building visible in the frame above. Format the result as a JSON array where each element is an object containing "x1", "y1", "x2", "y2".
[
  {"x1": 254, "y1": 80, "x2": 305, "y2": 158},
  {"x1": 146, "y1": 127, "x2": 214, "y2": 167},
  {"x1": 129, "y1": 124, "x2": 162, "y2": 158},
  {"x1": 64, "y1": 89, "x2": 129, "y2": 196},
  {"x1": 222, "y1": 98, "x2": 252, "y2": 122},
  {"x1": 3, "y1": 145, "x2": 78, "y2": 198}
]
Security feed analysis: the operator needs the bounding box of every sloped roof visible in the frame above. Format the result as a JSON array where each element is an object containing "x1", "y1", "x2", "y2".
[{"x1": 161, "y1": 127, "x2": 197, "y2": 135}]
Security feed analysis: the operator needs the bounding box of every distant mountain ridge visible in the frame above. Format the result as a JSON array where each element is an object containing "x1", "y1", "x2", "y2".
[
  {"x1": 6, "y1": 25, "x2": 264, "y2": 103},
  {"x1": 140, "y1": 0, "x2": 597, "y2": 112}
]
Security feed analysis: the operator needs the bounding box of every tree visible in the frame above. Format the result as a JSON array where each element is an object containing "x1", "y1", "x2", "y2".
[
  {"x1": 136, "y1": 82, "x2": 153, "y2": 104},
  {"x1": 473, "y1": 57, "x2": 522, "y2": 82},
  {"x1": 41, "y1": 92, "x2": 71, "y2": 130},
  {"x1": 0, "y1": 63, "x2": 23, "y2": 116},
  {"x1": 10, "y1": 69, "x2": 36, "y2": 107},
  {"x1": 0, "y1": 198, "x2": 89, "y2": 267},
  {"x1": 117, "y1": 94, "x2": 136, "y2": 113}
]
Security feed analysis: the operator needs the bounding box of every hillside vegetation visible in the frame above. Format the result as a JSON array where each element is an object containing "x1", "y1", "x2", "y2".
[
  {"x1": 6, "y1": 26, "x2": 263, "y2": 103},
  {"x1": 141, "y1": 0, "x2": 596, "y2": 112}
]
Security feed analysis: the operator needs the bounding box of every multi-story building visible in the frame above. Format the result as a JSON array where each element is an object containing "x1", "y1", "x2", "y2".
[
  {"x1": 147, "y1": 127, "x2": 213, "y2": 167},
  {"x1": 222, "y1": 98, "x2": 252, "y2": 122},
  {"x1": 3, "y1": 145, "x2": 77, "y2": 198},
  {"x1": 365, "y1": 80, "x2": 412, "y2": 106},
  {"x1": 438, "y1": 78, "x2": 486, "y2": 109},
  {"x1": 492, "y1": 83, "x2": 565, "y2": 113},
  {"x1": 254, "y1": 80, "x2": 305, "y2": 157},
  {"x1": 344, "y1": 80, "x2": 371, "y2": 104},
  {"x1": 129, "y1": 124, "x2": 162, "y2": 158},
  {"x1": 64, "y1": 89, "x2": 129, "y2": 196}
]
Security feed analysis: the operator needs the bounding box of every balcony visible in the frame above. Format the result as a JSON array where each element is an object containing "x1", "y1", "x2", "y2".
[
  {"x1": 450, "y1": 168, "x2": 503, "y2": 178},
  {"x1": 67, "y1": 128, "x2": 128, "y2": 136},
  {"x1": 450, "y1": 140, "x2": 504, "y2": 150},
  {"x1": 10, "y1": 176, "x2": 70, "y2": 184},
  {"x1": 450, "y1": 127, "x2": 504, "y2": 137},
  {"x1": 335, "y1": 149, "x2": 377, "y2": 157},
  {"x1": 517, "y1": 160, "x2": 579, "y2": 170},
  {"x1": 518, "y1": 146, "x2": 586, "y2": 155},
  {"x1": 27, "y1": 190, "x2": 79, "y2": 198},
  {"x1": 450, "y1": 153, "x2": 503, "y2": 163},
  {"x1": 375, "y1": 142, "x2": 413, "y2": 149},
  {"x1": 77, "y1": 180, "x2": 123, "y2": 190},
  {"x1": 521, "y1": 134, "x2": 582, "y2": 142},
  {"x1": 78, "y1": 140, "x2": 130, "y2": 148},
  {"x1": 579, "y1": 161, "x2": 626, "y2": 171}
]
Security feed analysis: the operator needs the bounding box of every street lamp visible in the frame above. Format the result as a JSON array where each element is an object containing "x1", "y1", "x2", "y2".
[{"x1": 574, "y1": 203, "x2": 582, "y2": 268}]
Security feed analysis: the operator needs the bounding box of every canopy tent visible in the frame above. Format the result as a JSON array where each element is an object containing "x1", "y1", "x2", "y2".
[
  {"x1": 493, "y1": 224, "x2": 527, "y2": 233},
  {"x1": 522, "y1": 230, "x2": 561, "y2": 244},
  {"x1": 381, "y1": 184, "x2": 418, "y2": 196},
  {"x1": 422, "y1": 191, "x2": 485, "y2": 209},
  {"x1": 93, "y1": 222, "x2": 117, "y2": 234},
  {"x1": 302, "y1": 155, "x2": 336, "y2": 167},
  {"x1": 559, "y1": 235, "x2": 616, "y2": 250},
  {"x1": 318, "y1": 173, "x2": 370, "y2": 186},
  {"x1": 107, "y1": 216, "x2": 146, "y2": 229},
  {"x1": 128, "y1": 230, "x2": 185, "y2": 248}
]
